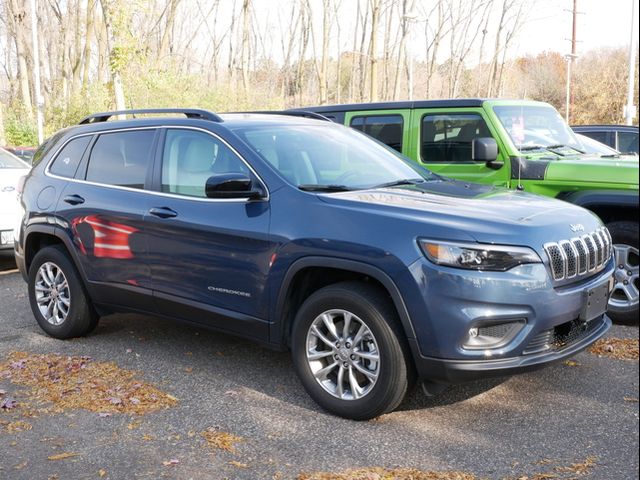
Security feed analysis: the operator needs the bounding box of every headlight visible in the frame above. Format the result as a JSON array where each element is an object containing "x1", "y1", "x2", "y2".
[{"x1": 419, "y1": 239, "x2": 541, "y2": 271}]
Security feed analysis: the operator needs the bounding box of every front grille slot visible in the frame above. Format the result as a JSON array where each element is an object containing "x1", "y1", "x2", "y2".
[
  {"x1": 544, "y1": 228, "x2": 611, "y2": 282},
  {"x1": 523, "y1": 318, "x2": 602, "y2": 355},
  {"x1": 572, "y1": 238, "x2": 588, "y2": 274}
]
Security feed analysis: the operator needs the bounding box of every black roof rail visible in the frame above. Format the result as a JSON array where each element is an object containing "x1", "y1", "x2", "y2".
[
  {"x1": 78, "y1": 108, "x2": 223, "y2": 125},
  {"x1": 234, "y1": 110, "x2": 332, "y2": 122}
]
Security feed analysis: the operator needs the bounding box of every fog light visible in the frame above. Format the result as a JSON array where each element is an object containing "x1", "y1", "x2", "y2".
[{"x1": 463, "y1": 320, "x2": 526, "y2": 350}]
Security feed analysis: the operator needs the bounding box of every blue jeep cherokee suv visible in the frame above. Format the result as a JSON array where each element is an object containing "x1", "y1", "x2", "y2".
[{"x1": 15, "y1": 108, "x2": 614, "y2": 420}]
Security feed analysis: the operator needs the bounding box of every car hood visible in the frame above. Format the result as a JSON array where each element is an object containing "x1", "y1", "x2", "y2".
[
  {"x1": 537, "y1": 154, "x2": 639, "y2": 186},
  {"x1": 317, "y1": 179, "x2": 603, "y2": 248}
]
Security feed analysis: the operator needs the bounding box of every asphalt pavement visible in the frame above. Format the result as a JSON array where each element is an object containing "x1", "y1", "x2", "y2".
[{"x1": 0, "y1": 250, "x2": 638, "y2": 480}]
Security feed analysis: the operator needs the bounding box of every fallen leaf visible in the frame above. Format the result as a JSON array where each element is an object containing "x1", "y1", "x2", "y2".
[
  {"x1": 230, "y1": 461, "x2": 248, "y2": 468},
  {"x1": 183, "y1": 367, "x2": 193, "y2": 373},
  {"x1": 623, "y1": 396, "x2": 639, "y2": 402},
  {"x1": 162, "y1": 459, "x2": 180, "y2": 466},
  {"x1": 564, "y1": 360, "x2": 579, "y2": 367},
  {"x1": 1, "y1": 397, "x2": 17, "y2": 410},
  {"x1": 47, "y1": 452, "x2": 80, "y2": 461},
  {"x1": 201, "y1": 428, "x2": 244, "y2": 453},
  {"x1": 5, "y1": 420, "x2": 32, "y2": 433},
  {"x1": 98, "y1": 469, "x2": 107, "y2": 477},
  {"x1": 588, "y1": 338, "x2": 639, "y2": 360}
]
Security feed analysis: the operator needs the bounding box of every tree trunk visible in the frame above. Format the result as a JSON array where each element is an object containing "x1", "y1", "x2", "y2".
[
  {"x1": 368, "y1": 0, "x2": 380, "y2": 102},
  {"x1": 159, "y1": 0, "x2": 180, "y2": 60},
  {"x1": 99, "y1": 0, "x2": 126, "y2": 112},
  {"x1": 83, "y1": 0, "x2": 96, "y2": 90},
  {"x1": 240, "y1": 0, "x2": 251, "y2": 93},
  {"x1": 8, "y1": 0, "x2": 33, "y2": 115}
]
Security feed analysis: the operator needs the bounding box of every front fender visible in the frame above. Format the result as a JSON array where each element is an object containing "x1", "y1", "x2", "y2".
[{"x1": 270, "y1": 256, "x2": 417, "y2": 346}]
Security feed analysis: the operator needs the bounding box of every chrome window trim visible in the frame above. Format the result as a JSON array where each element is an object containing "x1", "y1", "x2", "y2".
[{"x1": 44, "y1": 125, "x2": 270, "y2": 203}]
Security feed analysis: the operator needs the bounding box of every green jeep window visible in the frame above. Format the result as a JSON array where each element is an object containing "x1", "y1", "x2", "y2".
[
  {"x1": 421, "y1": 113, "x2": 491, "y2": 163},
  {"x1": 350, "y1": 115, "x2": 403, "y2": 152}
]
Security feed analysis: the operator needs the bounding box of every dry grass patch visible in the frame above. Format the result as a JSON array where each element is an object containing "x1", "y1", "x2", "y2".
[
  {"x1": 0, "y1": 351, "x2": 177, "y2": 415},
  {"x1": 588, "y1": 338, "x2": 639, "y2": 360},
  {"x1": 201, "y1": 427, "x2": 244, "y2": 453},
  {"x1": 297, "y1": 469, "x2": 475, "y2": 480}
]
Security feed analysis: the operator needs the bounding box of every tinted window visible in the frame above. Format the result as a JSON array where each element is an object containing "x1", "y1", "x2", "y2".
[
  {"x1": 618, "y1": 131, "x2": 639, "y2": 154},
  {"x1": 421, "y1": 113, "x2": 491, "y2": 163},
  {"x1": 161, "y1": 129, "x2": 249, "y2": 197},
  {"x1": 351, "y1": 115, "x2": 403, "y2": 152},
  {"x1": 579, "y1": 130, "x2": 610, "y2": 145},
  {"x1": 49, "y1": 136, "x2": 91, "y2": 178},
  {"x1": 86, "y1": 130, "x2": 155, "y2": 189}
]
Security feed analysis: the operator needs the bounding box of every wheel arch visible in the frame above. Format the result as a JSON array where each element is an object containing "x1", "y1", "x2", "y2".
[
  {"x1": 557, "y1": 190, "x2": 639, "y2": 224},
  {"x1": 23, "y1": 226, "x2": 87, "y2": 283},
  {"x1": 271, "y1": 257, "x2": 416, "y2": 348}
]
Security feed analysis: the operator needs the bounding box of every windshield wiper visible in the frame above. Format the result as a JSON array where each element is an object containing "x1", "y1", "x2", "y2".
[
  {"x1": 298, "y1": 184, "x2": 354, "y2": 192},
  {"x1": 518, "y1": 145, "x2": 547, "y2": 152},
  {"x1": 546, "y1": 144, "x2": 585, "y2": 154},
  {"x1": 371, "y1": 178, "x2": 426, "y2": 189}
]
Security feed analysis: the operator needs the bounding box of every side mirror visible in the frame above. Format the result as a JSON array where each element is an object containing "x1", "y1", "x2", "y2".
[
  {"x1": 472, "y1": 137, "x2": 503, "y2": 170},
  {"x1": 472, "y1": 137, "x2": 498, "y2": 162},
  {"x1": 205, "y1": 173, "x2": 264, "y2": 199}
]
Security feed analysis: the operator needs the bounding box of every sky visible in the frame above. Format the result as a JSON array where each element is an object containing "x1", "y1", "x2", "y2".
[{"x1": 512, "y1": 0, "x2": 638, "y2": 58}]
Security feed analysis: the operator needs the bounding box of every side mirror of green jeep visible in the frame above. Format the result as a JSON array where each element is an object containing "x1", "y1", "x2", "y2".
[{"x1": 472, "y1": 137, "x2": 503, "y2": 170}]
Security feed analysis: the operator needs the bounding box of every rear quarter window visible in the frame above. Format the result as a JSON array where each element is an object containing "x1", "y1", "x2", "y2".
[{"x1": 49, "y1": 136, "x2": 92, "y2": 178}]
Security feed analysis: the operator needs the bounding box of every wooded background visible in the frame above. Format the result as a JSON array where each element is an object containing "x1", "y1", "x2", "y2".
[{"x1": 1, "y1": 0, "x2": 638, "y2": 145}]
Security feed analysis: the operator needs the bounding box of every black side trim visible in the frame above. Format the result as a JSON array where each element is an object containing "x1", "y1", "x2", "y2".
[
  {"x1": 557, "y1": 189, "x2": 640, "y2": 208},
  {"x1": 510, "y1": 156, "x2": 550, "y2": 181},
  {"x1": 153, "y1": 290, "x2": 269, "y2": 341},
  {"x1": 271, "y1": 257, "x2": 416, "y2": 345}
]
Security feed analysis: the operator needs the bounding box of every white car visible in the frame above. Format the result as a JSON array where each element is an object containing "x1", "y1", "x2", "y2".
[{"x1": 0, "y1": 148, "x2": 30, "y2": 250}]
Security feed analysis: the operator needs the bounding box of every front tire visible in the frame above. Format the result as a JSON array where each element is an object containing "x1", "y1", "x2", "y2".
[
  {"x1": 28, "y1": 245, "x2": 99, "y2": 338},
  {"x1": 291, "y1": 282, "x2": 412, "y2": 420},
  {"x1": 607, "y1": 221, "x2": 639, "y2": 325}
]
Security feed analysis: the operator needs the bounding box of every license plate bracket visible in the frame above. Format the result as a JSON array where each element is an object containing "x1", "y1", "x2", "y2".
[{"x1": 580, "y1": 280, "x2": 611, "y2": 322}]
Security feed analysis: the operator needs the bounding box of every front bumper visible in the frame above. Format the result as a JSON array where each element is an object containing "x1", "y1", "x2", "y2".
[
  {"x1": 404, "y1": 257, "x2": 615, "y2": 382},
  {"x1": 409, "y1": 314, "x2": 610, "y2": 382}
]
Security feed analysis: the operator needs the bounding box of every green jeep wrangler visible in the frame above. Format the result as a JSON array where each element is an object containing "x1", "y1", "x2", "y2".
[{"x1": 297, "y1": 99, "x2": 639, "y2": 323}]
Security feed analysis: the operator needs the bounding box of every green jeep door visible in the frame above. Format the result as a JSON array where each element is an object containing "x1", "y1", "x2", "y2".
[{"x1": 408, "y1": 108, "x2": 510, "y2": 186}]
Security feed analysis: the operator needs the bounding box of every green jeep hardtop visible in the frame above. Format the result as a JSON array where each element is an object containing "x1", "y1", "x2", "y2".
[{"x1": 296, "y1": 98, "x2": 639, "y2": 323}]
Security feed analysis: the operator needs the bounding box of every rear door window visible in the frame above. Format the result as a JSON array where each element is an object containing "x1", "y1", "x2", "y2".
[
  {"x1": 49, "y1": 136, "x2": 91, "y2": 178},
  {"x1": 350, "y1": 115, "x2": 404, "y2": 152},
  {"x1": 85, "y1": 130, "x2": 156, "y2": 189}
]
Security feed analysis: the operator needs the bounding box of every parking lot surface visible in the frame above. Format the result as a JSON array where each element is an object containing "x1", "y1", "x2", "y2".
[{"x1": 0, "y1": 251, "x2": 638, "y2": 480}]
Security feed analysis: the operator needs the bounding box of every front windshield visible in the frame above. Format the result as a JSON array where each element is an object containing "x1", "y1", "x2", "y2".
[
  {"x1": 233, "y1": 124, "x2": 437, "y2": 189},
  {"x1": 0, "y1": 148, "x2": 29, "y2": 169},
  {"x1": 494, "y1": 105, "x2": 582, "y2": 152}
]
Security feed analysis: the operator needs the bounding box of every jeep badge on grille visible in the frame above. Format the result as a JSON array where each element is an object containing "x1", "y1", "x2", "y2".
[{"x1": 570, "y1": 223, "x2": 585, "y2": 232}]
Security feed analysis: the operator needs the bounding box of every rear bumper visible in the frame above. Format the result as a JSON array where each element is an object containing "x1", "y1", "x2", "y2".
[{"x1": 410, "y1": 314, "x2": 611, "y2": 383}]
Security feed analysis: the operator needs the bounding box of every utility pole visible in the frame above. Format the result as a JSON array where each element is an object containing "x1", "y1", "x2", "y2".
[
  {"x1": 624, "y1": 0, "x2": 638, "y2": 125},
  {"x1": 29, "y1": 0, "x2": 44, "y2": 144},
  {"x1": 564, "y1": 0, "x2": 579, "y2": 123}
]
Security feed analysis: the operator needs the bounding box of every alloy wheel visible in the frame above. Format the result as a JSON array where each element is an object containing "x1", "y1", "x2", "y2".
[
  {"x1": 34, "y1": 262, "x2": 71, "y2": 326},
  {"x1": 305, "y1": 309, "x2": 380, "y2": 400}
]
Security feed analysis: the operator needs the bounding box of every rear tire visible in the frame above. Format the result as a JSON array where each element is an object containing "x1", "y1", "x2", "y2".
[
  {"x1": 28, "y1": 245, "x2": 99, "y2": 338},
  {"x1": 606, "y1": 221, "x2": 639, "y2": 325},
  {"x1": 291, "y1": 281, "x2": 412, "y2": 420}
]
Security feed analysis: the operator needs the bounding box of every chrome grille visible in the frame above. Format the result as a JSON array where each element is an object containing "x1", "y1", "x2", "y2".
[{"x1": 544, "y1": 227, "x2": 611, "y2": 281}]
